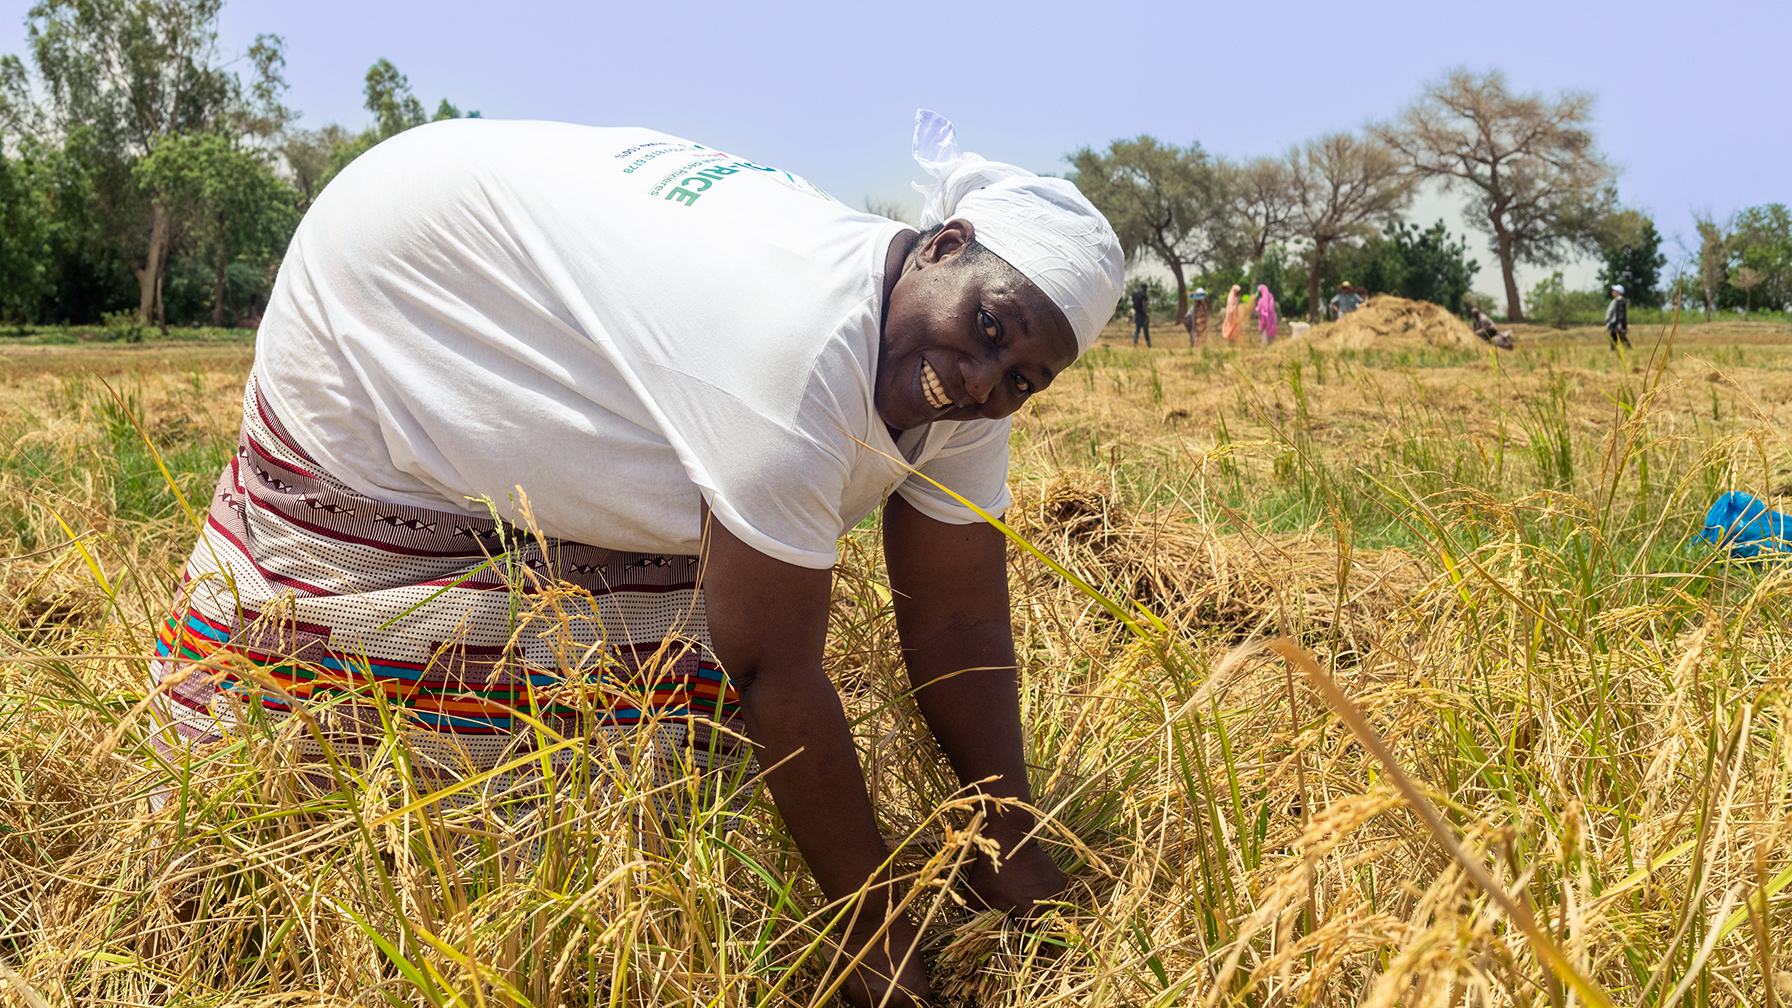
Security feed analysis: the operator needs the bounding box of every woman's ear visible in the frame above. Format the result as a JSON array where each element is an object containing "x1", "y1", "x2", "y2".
[{"x1": 919, "y1": 218, "x2": 978, "y2": 265}]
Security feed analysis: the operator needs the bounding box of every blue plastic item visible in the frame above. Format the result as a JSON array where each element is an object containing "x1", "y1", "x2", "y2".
[{"x1": 1701, "y1": 491, "x2": 1792, "y2": 560}]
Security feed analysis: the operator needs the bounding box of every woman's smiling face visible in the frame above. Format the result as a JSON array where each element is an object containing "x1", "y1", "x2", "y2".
[{"x1": 876, "y1": 220, "x2": 1079, "y2": 432}]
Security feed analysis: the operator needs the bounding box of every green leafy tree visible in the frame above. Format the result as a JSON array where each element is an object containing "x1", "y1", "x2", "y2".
[
  {"x1": 1730, "y1": 204, "x2": 1791, "y2": 313},
  {"x1": 14, "y1": 0, "x2": 289, "y2": 323},
  {"x1": 291, "y1": 60, "x2": 473, "y2": 200},
  {"x1": 1070, "y1": 136, "x2": 1239, "y2": 321},
  {"x1": 0, "y1": 151, "x2": 51, "y2": 324},
  {"x1": 1594, "y1": 210, "x2": 1666, "y2": 309},
  {"x1": 277, "y1": 123, "x2": 353, "y2": 209},
  {"x1": 0, "y1": 127, "x2": 133, "y2": 324},
  {"x1": 364, "y1": 58, "x2": 427, "y2": 140},
  {"x1": 134, "y1": 132, "x2": 297, "y2": 326},
  {"x1": 0, "y1": 52, "x2": 37, "y2": 135},
  {"x1": 1247, "y1": 242, "x2": 1305, "y2": 319},
  {"x1": 1375, "y1": 69, "x2": 1616, "y2": 323},
  {"x1": 1524, "y1": 271, "x2": 1605, "y2": 328},
  {"x1": 1348, "y1": 220, "x2": 1480, "y2": 312}
]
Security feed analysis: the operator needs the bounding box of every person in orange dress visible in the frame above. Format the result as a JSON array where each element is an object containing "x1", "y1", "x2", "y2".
[{"x1": 1220, "y1": 284, "x2": 1243, "y2": 342}]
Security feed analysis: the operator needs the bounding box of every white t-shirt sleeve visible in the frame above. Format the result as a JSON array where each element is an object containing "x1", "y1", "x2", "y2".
[
  {"x1": 641, "y1": 355, "x2": 862, "y2": 571},
  {"x1": 894, "y1": 418, "x2": 1012, "y2": 525}
]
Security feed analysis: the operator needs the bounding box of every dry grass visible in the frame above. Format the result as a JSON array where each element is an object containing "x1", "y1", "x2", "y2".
[{"x1": 3, "y1": 309, "x2": 1792, "y2": 1006}]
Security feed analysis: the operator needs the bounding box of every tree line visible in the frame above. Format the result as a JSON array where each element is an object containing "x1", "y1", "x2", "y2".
[
  {"x1": 1070, "y1": 69, "x2": 1786, "y2": 325},
  {"x1": 0, "y1": 0, "x2": 471, "y2": 330},
  {"x1": 1692, "y1": 205, "x2": 1792, "y2": 320},
  {"x1": 2, "y1": 5, "x2": 1785, "y2": 332}
]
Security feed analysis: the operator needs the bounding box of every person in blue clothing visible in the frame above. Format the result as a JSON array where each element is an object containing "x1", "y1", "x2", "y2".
[
  {"x1": 1131, "y1": 283, "x2": 1151, "y2": 346},
  {"x1": 1328, "y1": 282, "x2": 1364, "y2": 319}
]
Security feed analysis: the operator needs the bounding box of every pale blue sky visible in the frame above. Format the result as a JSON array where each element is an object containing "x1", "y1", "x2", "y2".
[{"x1": 6, "y1": 0, "x2": 1786, "y2": 296}]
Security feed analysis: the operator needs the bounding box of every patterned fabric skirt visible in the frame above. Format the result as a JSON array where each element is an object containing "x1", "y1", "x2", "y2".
[{"x1": 149, "y1": 375, "x2": 752, "y2": 816}]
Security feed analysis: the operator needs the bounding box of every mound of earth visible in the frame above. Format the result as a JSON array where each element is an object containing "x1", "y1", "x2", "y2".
[{"x1": 1306, "y1": 295, "x2": 1480, "y2": 349}]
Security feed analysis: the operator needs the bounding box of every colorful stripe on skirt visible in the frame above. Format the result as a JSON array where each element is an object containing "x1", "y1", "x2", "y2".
[{"x1": 150, "y1": 373, "x2": 750, "y2": 796}]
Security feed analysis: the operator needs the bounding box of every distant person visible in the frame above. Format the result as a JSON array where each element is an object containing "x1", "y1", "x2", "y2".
[
  {"x1": 1221, "y1": 284, "x2": 1243, "y2": 342},
  {"x1": 1468, "y1": 304, "x2": 1514, "y2": 350},
  {"x1": 1184, "y1": 287, "x2": 1209, "y2": 345},
  {"x1": 1329, "y1": 282, "x2": 1364, "y2": 318},
  {"x1": 1468, "y1": 304, "x2": 1498, "y2": 340},
  {"x1": 1132, "y1": 283, "x2": 1151, "y2": 347},
  {"x1": 1255, "y1": 284, "x2": 1279, "y2": 345},
  {"x1": 1605, "y1": 283, "x2": 1630, "y2": 349}
]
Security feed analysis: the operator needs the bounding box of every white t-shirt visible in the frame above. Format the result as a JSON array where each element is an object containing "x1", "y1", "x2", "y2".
[{"x1": 255, "y1": 119, "x2": 1011, "y2": 570}]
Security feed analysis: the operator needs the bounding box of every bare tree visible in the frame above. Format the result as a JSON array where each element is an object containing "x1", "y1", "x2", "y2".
[
  {"x1": 1375, "y1": 69, "x2": 1615, "y2": 322},
  {"x1": 1287, "y1": 132, "x2": 1413, "y2": 322},
  {"x1": 861, "y1": 196, "x2": 914, "y2": 225},
  {"x1": 1070, "y1": 136, "x2": 1237, "y2": 321},
  {"x1": 1731, "y1": 266, "x2": 1764, "y2": 314},
  {"x1": 1232, "y1": 156, "x2": 1299, "y2": 261}
]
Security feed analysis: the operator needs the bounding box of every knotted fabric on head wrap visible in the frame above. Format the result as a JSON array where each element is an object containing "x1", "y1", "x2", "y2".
[{"x1": 910, "y1": 109, "x2": 1124, "y2": 356}]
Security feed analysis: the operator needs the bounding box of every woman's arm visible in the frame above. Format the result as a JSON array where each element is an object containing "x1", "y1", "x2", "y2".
[
  {"x1": 698, "y1": 511, "x2": 927, "y2": 1007},
  {"x1": 881, "y1": 493, "x2": 1067, "y2": 915}
]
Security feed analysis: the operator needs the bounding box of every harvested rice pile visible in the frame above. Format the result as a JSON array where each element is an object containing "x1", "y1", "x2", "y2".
[
  {"x1": 1305, "y1": 295, "x2": 1480, "y2": 349},
  {"x1": 1006, "y1": 470, "x2": 1428, "y2": 656}
]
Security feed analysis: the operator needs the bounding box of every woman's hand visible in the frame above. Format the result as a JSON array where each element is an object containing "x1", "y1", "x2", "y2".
[
  {"x1": 967, "y1": 834, "x2": 1066, "y2": 920},
  {"x1": 700, "y1": 509, "x2": 934, "y2": 1005},
  {"x1": 883, "y1": 495, "x2": 1072, "y2": 926}
]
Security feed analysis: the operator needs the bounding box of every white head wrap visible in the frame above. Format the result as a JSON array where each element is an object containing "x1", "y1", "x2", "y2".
[{"x1": 910, "y1": 109, "x2": 1124, "y2": 355}]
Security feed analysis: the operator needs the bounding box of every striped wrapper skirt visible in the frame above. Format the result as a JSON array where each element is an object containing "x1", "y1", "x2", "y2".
[{"x1": 149, "y1": 375, "x2": 753, "y2": 813}]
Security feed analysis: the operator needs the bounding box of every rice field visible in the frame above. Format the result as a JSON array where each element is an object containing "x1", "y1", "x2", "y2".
[{"x1": 3, "y1": 312, "x2": 1792, "y2": 1007}]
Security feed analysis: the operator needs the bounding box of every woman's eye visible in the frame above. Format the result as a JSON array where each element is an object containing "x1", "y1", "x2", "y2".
[{"x1": 978, "y1": 310, "x2": 1000, "y2": 341}]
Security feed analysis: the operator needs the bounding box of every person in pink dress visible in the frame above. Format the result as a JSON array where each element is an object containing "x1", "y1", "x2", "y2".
[{"x1": 1255, "y1": 284, "x2": 1279, "y2": 345}]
